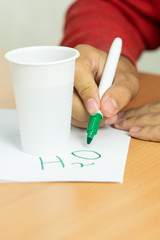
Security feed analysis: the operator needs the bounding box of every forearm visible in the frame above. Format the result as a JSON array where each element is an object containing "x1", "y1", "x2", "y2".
[{"x1": 60, "y1": 0, "x2": 160, "y2": 65}]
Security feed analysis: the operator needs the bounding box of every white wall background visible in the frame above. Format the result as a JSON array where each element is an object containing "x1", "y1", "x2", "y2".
[
  {"x1": 137, "y1": 49, "x2": 160, "y2": 74},
  {"x1": 0, "y1": 0, "x2": 74, "y2": 49},
  {"x1": 0, "y1": 0, "x2": 159, "y2": 74}
]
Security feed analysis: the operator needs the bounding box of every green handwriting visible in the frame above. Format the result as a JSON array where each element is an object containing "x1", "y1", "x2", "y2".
[
  {"x1": 39, "y1": 150, "x2": 101, "y2": 170},
  {"x1": 71, "y1": 162, "x2": 95, "y2": 167},
  {"x1": 39, "y1": 156, "x2": 65, "y2": 170},
  {"x1": 71, "y1": 150, "x2": 101, "y2": 160}
]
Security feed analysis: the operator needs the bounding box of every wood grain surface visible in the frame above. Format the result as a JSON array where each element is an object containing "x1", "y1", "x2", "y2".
[{"x1": 0, "y1": 50, "x2": 160, "y2": 240}]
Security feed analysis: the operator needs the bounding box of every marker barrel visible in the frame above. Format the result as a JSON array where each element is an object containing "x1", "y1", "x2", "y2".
[{"x1": 87, "y1": 113, "x2": 103, "y2": 139}]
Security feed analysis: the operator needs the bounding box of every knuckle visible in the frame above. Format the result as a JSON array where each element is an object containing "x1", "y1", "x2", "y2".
[
  {"x1": 129, "y1": 73, "x2": 139, "y2": 86},
  {"x1": 139, "y1": 114, "x2": 148, "y2": 122},
  {"x1": 131, "y1": 76, "x2": 139, "y2": 97},
  {"x1": 151, "y1": 113, "x2": 159, "y2": 122},
  {"x1": 117, "y1": 85, "x2": 132, "y2": 103},
  {"x1": 151, "y1": 101, "x2": 160, "y2": 112},
  {"x1": 116, "y1": 72, "x2": 139, "y2": 99},
  {"x1": 128, "y1": 116, "x2": 138, "y2": 127},
  {"x1": 147, "y1": 103, "x2": 154, "y2": 112},
  {"x1": 153, "y1": 126, "x2": 160, "y2": 142},
  {"x1": 138, "y1": 114, "x2": 153, "y2": 126},
  {"x1": 79, "y1": 84, "x2": 95, "y2": 99},
  {"x1": 145, "y1": 125, "x2": 160, "y2": 142},
  {"x1": 131, "y1": 107, "x2": 139, "y2": 116},
  {"x1": 75, "y1": 44, "x2": 92, "y2": 51},
  {"x1": 155, "y1": 101, "x2": 160, "y2": 109},
  {"x1": 144, "y1": 126, "x2": 152, "y2": 141},
  {"x1": 75, "y1": 57, "x2": 91, "y2": 76},
  {"x1": 74, "y1": 44, "x2": 85, "y2": 50},
  {"x1": 75, "y1": 59, "x2": 85, "y2": 72},
  {"x1": 124, "y1": 109, "x2": 136, "y2": 118}
]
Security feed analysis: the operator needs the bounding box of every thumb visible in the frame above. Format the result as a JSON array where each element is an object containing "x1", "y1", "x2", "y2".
[
  {"x1": 100, "y1": 72, "x2": 139, "y2": 117},
  {"x1": 74, "y1": 59, "x2": 100, "y2": 115}
]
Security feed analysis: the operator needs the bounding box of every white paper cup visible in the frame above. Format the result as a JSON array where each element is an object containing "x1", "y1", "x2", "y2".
[{"x1": 5, "y1": 46, "x2": 79, "y2": 155}]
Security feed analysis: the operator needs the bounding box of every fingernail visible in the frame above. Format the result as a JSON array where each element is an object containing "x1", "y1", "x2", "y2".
[
  {"x1": 107, "y1": 117, "x2": 117, "y2": 125},
  {"x1": 104, "y1": 98, "x2": 117, "y2": 115},
  {"x1": 85, "y1": 98, "x2": 98, "y2": 115},
  {"x1": 130, "y1": 127, "x2": 141, "y2": 133}
]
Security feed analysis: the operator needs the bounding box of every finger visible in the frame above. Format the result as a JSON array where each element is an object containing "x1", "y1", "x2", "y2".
[
  {"x1": 114, "y1": 113, "x2": 160, "y2": 130},
  {"x1": 129, "y1": 125, "x2": 160, "y2": 142},
  {"x1": 118, "y1": 101, "x2": 160, "y2": 119},
  {"x1": 71, "y1": 117, "x2": 88, "y2": 129},
  {"x1": 100, "y1": 72, "x2": 139, "y2": 117},
  {"x1": 72, "y1": 90, "x2": 109, "y2": 125},
  {"x1": 71, "y1": 115, "x2": 108, "y2": 129},
  {"x1": 72, "y1": 91, "x2": 90, "y2": 122},
  {"x1": 74, "y1": 59, "x2": 100, "y2": 115},
  {"x1": 106, "y1": 114, "x2": 118, "y2": 125}
]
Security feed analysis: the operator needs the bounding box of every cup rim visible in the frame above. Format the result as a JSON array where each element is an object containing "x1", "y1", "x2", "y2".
[{"x1": 5, "y1": 46, "x2": 80, "y2": 66}]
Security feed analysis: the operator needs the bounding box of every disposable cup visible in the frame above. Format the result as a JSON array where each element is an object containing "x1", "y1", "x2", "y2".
[{"x1": 5, "y1": 46, "x2": 79, "y2": 155}]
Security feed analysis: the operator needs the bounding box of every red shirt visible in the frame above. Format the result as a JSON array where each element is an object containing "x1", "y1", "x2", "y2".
[{"x1": 60, "y1": 0, "x2": 160, "y2": 64}]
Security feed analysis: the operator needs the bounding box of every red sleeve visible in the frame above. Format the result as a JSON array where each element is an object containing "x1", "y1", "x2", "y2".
[{"x1": 60, "y1": 0, "x2": 160, "y2": 64}]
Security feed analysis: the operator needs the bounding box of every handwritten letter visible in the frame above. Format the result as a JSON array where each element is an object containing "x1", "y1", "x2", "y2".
[{"x1": 0, "y1": 110, "x2": 130, "y2": 182}]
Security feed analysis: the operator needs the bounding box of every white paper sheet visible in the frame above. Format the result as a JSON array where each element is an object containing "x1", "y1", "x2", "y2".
[{"x1": 0, "y1": 110, "x2": 130, "y2": 183}]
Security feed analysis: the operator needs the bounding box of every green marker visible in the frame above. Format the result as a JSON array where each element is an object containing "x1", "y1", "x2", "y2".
[{"x1": 86, "y1": 38, "x2": 122, "y2": 144}]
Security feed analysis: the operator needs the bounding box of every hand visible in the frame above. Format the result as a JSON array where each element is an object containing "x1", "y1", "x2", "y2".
[
  {"x1": 114, "y1": 101, "x2": 160, "y2": 142},
  {"x1": 72, "y1": 44, "x2": 139, "y2": 128}
]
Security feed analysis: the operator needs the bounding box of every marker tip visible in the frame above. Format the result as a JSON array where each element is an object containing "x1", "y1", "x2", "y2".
[{"x1": 87, "y1": 138, "x2": 92, "y2": 144}]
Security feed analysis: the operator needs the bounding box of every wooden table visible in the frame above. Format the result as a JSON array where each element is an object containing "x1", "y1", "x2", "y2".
[{"x1": 0, "y1": 50, "x2": 160, "y2": 240}]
